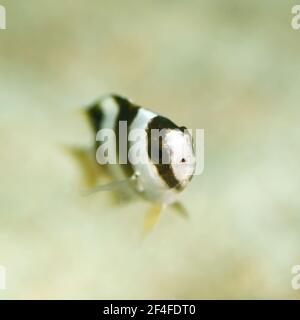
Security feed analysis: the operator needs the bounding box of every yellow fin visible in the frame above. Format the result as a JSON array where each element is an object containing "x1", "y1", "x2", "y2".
[
  {"x1": 142, "y1": 203, "x2": 166, "y2": 237},
  {"x1": 62, "y1": 145, "x2": 101, "y2": 188}
]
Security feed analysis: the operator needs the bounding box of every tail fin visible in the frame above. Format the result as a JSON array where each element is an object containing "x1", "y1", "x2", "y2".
[{"x1": 63, "y1": 145, "x2": 100, "y2": 188}]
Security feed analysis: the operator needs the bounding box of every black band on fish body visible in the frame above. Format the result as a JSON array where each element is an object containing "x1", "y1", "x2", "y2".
[
  {"x1": 146, "y1": 115, "x2": 182, "y2": 190},
  {"x1": 86, "y1": 102, "x2": 104, "y2": 134},
  {"x1": 113, "y1": 95, "x2": 140, "y2": 178},
  {"x1": 86, "y1": 102, "x2": 104, "y2": 151}
]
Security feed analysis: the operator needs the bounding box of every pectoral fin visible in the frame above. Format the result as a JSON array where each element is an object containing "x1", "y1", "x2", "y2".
[
  {"x1": 83, "y1": 175, "x2": 137, "y2": 196},
  {"x1": 170, "y1": 202, "x2": 189, "y2": 219}
]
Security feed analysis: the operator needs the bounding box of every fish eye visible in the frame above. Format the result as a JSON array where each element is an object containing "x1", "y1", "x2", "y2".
[{"x1": 181, "y1": 158, "x2": 186, "y2": 163}]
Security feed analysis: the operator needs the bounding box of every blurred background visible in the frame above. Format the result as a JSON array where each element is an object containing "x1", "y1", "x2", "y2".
[{"x1": 0, "y1": 0, "x2": 300, "y2": 299}]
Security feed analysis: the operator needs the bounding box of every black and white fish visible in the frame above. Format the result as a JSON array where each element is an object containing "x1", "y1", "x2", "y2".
[{"x1": 76, "y1": 94, "x2": 196, "y2": 231}]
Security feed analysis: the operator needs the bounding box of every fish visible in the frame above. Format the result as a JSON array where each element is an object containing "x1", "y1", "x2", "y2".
[{"x1": 75, "y1": 94, "x2": 196, "y2": 233}]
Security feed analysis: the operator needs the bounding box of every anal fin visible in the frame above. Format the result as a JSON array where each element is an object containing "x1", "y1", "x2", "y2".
[{"x1": 142, "y1": 203, "x2": 166, "y2": 237}]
